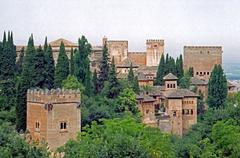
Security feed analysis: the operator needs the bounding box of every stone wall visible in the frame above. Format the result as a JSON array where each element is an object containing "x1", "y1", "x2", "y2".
[
  {"x1": 128, "y1": 52, "x2": 146, "y2": 66},
  {"x1": 184, "y1": 46, "x2": 222, "y2": 80},
  {"x1": 107, "y1": 40, "x2": 128, "y2": 64},
  {"x1": 146, "y1": 39, "x2": 164, "y2": 66}
]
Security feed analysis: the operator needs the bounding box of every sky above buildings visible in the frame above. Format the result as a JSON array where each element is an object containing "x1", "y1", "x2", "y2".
[{"x1": 0, "y1": 0, "x2": 239, "y2": 63}]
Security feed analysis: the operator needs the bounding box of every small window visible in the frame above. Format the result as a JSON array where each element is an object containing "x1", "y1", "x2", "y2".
[
  {"x1": 204, "y1": 72, "x2": 206, "y2": 75},
  {"x1": 60, "y1": 122, "x2": 67, "y2": 130},
  {"x1": 146, "y1": 109, "x2": 149, "y2": 114},
  {"x1": 196, "y1": 72, "x2": 199, "y2": 75},
  {"x1": 173, "y1": 111, "x2": 177, "y2": 117},
  {"x1": 35, "y1": 122, "x2": 40, "y2": 129},
  {"x1": 173, "y1": 84, "x2": 175, "y2": 88},
  {"x1": 207, "y1": 72, "x2": 210, "y2": 75},
  {"x1": 190, "y1": 109, "x2": 194, "y2": 115},
  {"x1": 167, "y1": 84, "x2": 170, "y2": 88},
  {"x1": 154, "y1": 44, "x2": 158, "y2": 48},
  {"x1": 200, "y1": 72, "x2": 202, "y2": 75}
]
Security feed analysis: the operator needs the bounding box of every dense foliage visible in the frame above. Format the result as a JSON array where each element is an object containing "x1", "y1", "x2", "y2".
[
  {"x1": 208, "y1": 64, "x2": 228, "y2": 108},
  {"x1": 59, "y1": 118, "x2": 175, "y2": 158}
]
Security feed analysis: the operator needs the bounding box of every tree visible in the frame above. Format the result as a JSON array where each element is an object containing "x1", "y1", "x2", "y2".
[
  {"x1": 98, "y1": 43, "x2": 109, "y2": 92},
  {"x1": 102, "y1": 58, "x2": 120, "y2": 98},
  {"x1": 74, "y1": 36, "x2": 92, "y2": 83},
  {"x1": 133, "y1": 76, "x2": 140, "y2": 94},
  {"x1": 179, "y1": 72, "x2": 191, "y2": 89},
  {"x1": 70, "y1": 48, "x2": 74, "y2": 75},
  {"x1": 208, "y1": 65, "x2": 227, "y2": 108},
  {"x1": 84, "y1": 69, "x2": 93, "y2": 96},
  {"x1": 188, "y1": 67, "x2": 194, "y2": 77},
  {"x1": 62, "y1": 75, "x2": 84, "y2": 92},
  {"x1": 54, "y1": 42, "x2": 69, "y2": 88},
  {"x1": 32, "y1": 46, "x2": 45, "y2": 88},
  {"x1": 176, "y1": 54, "x2": 184, "y2": 79},
  {"x1": 155, "y1": 54, "x2": 165, "y2": 85},
  {"x1": 0, "y1": 31, "x2": 16, "y2": 80},
  {"x1": 59, "y1": 118, "x2": 175, "y2": 158},
  {"x1": 16, "y1": 35, "x2": 36, "y2": 132},
  {"x1": 43, "y1": 44, "x2": 55, "y2": 89},
  {"x1": 0, "y1": 123, "x2": 49, "y2": 157},
  {"x1": 127, "y1": 63, "x2": 135, "y2": 82},
  {"x1": 92, "y1": 69, "x2": 98, "y2": 95},
  {"x1": 115, "y1": 88, "x2": 138, "y2": 114}
]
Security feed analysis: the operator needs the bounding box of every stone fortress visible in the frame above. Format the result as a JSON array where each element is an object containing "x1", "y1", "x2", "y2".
[
  {"x1": 26, "y1": 89, "x2": 81, "y2": 150},
  {"x1": 22, "y1": 36, "x2": 228, "y2": 148}
]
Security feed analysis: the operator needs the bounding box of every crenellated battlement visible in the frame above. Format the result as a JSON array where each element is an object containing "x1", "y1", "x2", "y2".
[
  {"x1": 184, "y1": 46, "x2": 222, "y2": 49},
  {"x1": 27, "y1": 88, "x2": 81, "y2": 103},
  {"x1": 146, "y1": 39, "x2": 164, "y2": 43}
]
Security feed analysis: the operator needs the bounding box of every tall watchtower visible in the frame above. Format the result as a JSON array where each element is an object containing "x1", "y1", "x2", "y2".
[
  {"x1": 26, "y1": 89, "x2": 81, "y2": 150},
  {"x1": 146, "y1": 39, "x2": 164, "y2": 66}
]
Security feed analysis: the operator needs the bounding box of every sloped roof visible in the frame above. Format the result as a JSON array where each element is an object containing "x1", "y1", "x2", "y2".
[
  {"x1": 49, "y1": 38, "x2": 77, "y2": 47},
  {"x1": 165, "y1": 89, "x2": 198, "y2": 98},
  {"x1": 136, "y1": 95, "x2": 156, "y2": 102},
  {"x1": 163, "y1": 73, "x2": 178, "y2": 80},
  {"x1": 149, "y1": 86, "x2": 165, "y2": 97},
  {"x1": 117, "y1": 57, "x2": 138, "y2": 68},
  {"x1": 190, "y1": 77, "x2": 208, "y2": 85},
  {"x1": 227, "y1": 81, "x2": 235, "y2": 88}
]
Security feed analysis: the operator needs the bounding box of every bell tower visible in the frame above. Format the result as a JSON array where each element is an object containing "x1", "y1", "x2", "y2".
[{"x1": 146, "y1": 39, "x2": 164, "y2": 66}]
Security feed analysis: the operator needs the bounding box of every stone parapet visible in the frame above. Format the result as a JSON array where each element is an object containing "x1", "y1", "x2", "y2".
[{"x1": 27, "y1": 88, "x2": 81, "y2": 104}]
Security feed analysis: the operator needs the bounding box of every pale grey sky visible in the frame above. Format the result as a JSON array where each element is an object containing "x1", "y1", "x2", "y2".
[{"x1": 0, "y1": 0, "x2": 240, "y2": 63}]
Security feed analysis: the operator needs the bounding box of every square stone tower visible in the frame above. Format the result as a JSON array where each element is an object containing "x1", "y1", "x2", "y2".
[
  {"x1": 184, "y1": 46, "x2": 222, "y2": 80},
  {"x1": 26, "y1": 89, "x2": 81, "y2": 150},
  {"x1": 146, "y1": 39, "x2": 164, "y2": 67},
  {"x1": 103, "y1": 37, "x2": 128, "y2": 65}
]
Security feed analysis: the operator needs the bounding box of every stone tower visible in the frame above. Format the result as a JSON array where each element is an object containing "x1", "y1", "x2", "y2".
[
  {"x1": 26, "y1": 89, "x2": 81, "y2": 150},
  {"x1": 146, "y1": 39, "x2": 164, "y2": 66},
  {"x1": 103, "y1": 37, "x2": 128, "y2": 65},
  {"x1": 184, "y1": 46, "x2": 222, "y2": 80}
]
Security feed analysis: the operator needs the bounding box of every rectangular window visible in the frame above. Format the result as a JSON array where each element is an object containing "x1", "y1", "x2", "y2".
[
  {"x1": 35, "y1": 122, "x2": 40, "y2": 132},
  {"x1": 60, "y1": 122, "x2": 67, "y2": 130}
]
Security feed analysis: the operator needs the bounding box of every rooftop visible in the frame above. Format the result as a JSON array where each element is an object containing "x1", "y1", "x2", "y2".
[
  {"x1": 117, "y1": 57, "x2": 139, "y2": 68},
  {"x1": 163, "y1": 73, "x2": 178, "y2": 80},
  {"x1": 165, "y1": 89, "x2": 199, "y2": 98},
  {"x1": 190, "y1": 77, "x2": 208, "y2": 85},
  {"x1": 49, "y1": 38, "x2": 77, "y2": 47}
]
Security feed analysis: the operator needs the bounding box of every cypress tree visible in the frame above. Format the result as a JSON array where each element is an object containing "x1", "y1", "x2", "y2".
[
  {"x1": 32, "y1": 46, "x2": 45, "y2": 88},
  {"x1": 155, "y1": 54, "x2": 165, "y2": 85},
  {"x1": 207, "y1": 65, "x2": 227, "y2": 108},
  {"x1": 43, "y1": 37, "x2": 48, "y2": 52},
  {"x1": 92, "y1": 69, "x2": 98, "y2": 95},
  {"x1": 54, "y1": 42, "x2": 69, "y2": 88},
  {"x1": 188, "y1": 67, "x2": 194, "y2": 77},
  {"x1": 74, "y1": 36, "x2": 92, "y2": 83},
  {"x1": 0, "y1": 31, "x2": 16, "y2": 80},
  {"x1": 127, "y1": 63, "x2": 134, "y2": 83},
  {"x1": 44, "y1": 44, "x2": 55, "y2": 89},
  {"x1": 133, "y1": 76, "x2": 140, "y2": 94},
  {"x1": 105, "y1": 57, "x2": 120, "y2": 98},
  {"x1": 70, "y1": 48, "x2": 75, "y2": 75},
  {"x1": 84, "y1": 68, "x2": 93, "y2": 96},
  {"x1": 98, "y1": 43, "x2": 110, "y2": 92},
  {"x1": 16, "y1": 35, "x2": 36, "y2": 132},
  {"x1": 165, "y1": 53, "x2": 169, "y2": 75},
  {"x1": 176, "y1": 54, "x2": 183, "y2": 79}
]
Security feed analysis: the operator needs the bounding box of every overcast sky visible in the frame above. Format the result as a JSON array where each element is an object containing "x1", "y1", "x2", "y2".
[{"x1": 0, "y1": 0, "x2": 239, "y2": 63}]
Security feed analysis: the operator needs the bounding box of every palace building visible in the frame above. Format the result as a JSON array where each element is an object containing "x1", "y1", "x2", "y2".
[
  {"x1": 26, "y1": 89, "x2": 81, "y2": 150},
  {"x1": 136, "y1": 73, "x2": 198, "y2": 136}
]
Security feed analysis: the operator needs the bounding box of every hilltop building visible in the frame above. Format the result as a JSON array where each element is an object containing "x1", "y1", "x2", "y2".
[
  {"x1": 136, "y1": 73, "x2": 198, "y2": 136},
  {"x1": 26, "y1": 89, "x2": 81, "y2": 150},
  {"x1": 183, "y1": 46, "x2": 222, "y2": 80}
]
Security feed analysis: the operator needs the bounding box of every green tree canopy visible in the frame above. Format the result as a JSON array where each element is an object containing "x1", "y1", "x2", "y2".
[
  {"x1": 54, "y1": 42, "x2": 69, "y2": 88},
  {"x1": 62, "y1": 75, "x2": 84, "y2": 92},
  {"x1": 59, "y1": 118, "x2": 175, "y2": 158},
  {"x1": 208, "y1": 65, "x2": 227, "y2": 108},
  {"x1": 155, "y1": 54, "x2": 165, "y2": 85}
]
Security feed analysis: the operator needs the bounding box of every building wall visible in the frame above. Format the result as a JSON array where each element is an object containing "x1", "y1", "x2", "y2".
[
  {"x1": 27, "y1": 89, "x2": 81, "y2": 151},
  {"x1": 107, "y1": 40, "x2": 128, "y2": 65},
  {"x1": 27, "y1": 103, "x2": 48, "y2": 142},
  {"x1": 128, "y1": 52, "x2": 146, "y2": 66},
  {"x1": 184, "y1": 46, "x2": 222, "y2": 80},
  {"x1": 146, "y1": 40, "x2": 164, "y2": 66},
  {"x1": 182, "y1": 97, "x2": 197, "y2": 134},
  {"x1": 166, "y1": 99, "x2": 183, "y2": 136}
]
